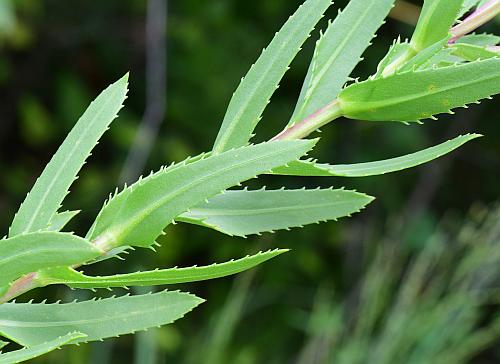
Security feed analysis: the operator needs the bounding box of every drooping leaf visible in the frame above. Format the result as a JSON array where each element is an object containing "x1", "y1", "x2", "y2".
[
  {"x1": 0, "y1": 291, "x2": 203, "y2": 347},
  {"x1": 87, "y1": 140, "x2": 316, "y2": 250},
  {"x1": 0, "y1": 333, "x2": 86, "y2": 364},
  {"x1": 177, "y1": 188, "x2": 373, "y2": 236},
  {"x1": 456, "y1": 33, "x2": 500, "y2": 46},
  {"x1": 450, "y1": 43, "x2": 500, "y2": 61},
  {"x1": 290, "y1": 0, "x2": 395, "y2": 125},
  {"x1": 0, "y1": 232, "x2": 102, "y2": 287},
  {"x1": 9, "y1": 74, "x2": 129, "y2": 237},
  {"x1": 337, "y1": 58, "x2": 500, "y2": 122},
  {"x1": 37, "y1": 250, "x2": 287, "y2": 289},
  {"x1": 271, "y1": 134, "x2": 480, "y2": 177},
  {"x1": 410, "y1": 0, "x2": 464, "y2": 52},
  {"x1": 211, "y1": 0, "x2": 332, "y2": 153},
  {"x1": 46, "y1": 210, "x2": 80, "y2": 232}
]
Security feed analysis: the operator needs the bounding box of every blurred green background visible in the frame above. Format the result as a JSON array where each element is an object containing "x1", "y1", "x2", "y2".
[{"x1": 1, "y1": 0, "x2": 500, "y2": 363}]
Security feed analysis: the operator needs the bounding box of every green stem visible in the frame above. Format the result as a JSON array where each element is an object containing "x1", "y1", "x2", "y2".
[{"x1": 272, "y1": 99, "x2": 343, "y2": 140}]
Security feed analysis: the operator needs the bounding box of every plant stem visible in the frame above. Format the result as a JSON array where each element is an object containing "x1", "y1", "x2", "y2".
[
  {"x1": 0, "y1": 273, "x2": 41, "y2": 304},
  {"x1": 450, "y1": 0, "x2": 500, "y2": 43},
  {"x1": 272, "y1": 99, "x2": 342, "y2": 140}
]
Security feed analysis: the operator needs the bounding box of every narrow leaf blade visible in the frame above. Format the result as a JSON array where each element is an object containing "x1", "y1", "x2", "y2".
[
  {"x1": 338, "y1": 58, "x2": 500, "y2": 122},
  {"x1": 271, "y1": 134, "x2": 480, "y2": 177},
  {"x1": 212, "y1": 0, "x2": 332, "y2": 153},
  {"x1": 46, "y1": 210, "x2": 80, "y2": 232},
  {"x1": 38, "y1": 250, "x2": 287, "y2": 289},
  {"x1": 0, "y1": 291, "x2": 203, "y2": 347},
  {"x1": 178, "y1": 188, "x2": 373, "y2": 236},
  {"x1": 9, "y1": 74, "x2": 128, "y2": 237},
  {"x1": 0, "y1": 332, "x2": 86, "y2": 364},
  {"x1": 290, "y1": 0, "x2": 395, "y2": 124},
  {"x1": 0, "y1": 232, "x2": 102, "y2": 287},
  {"x1": 88, "y1": 140, "x2": 316, "y2": 249},
  {"x1": 410, "y1": 0, "x2": 464, "y2": 51}
]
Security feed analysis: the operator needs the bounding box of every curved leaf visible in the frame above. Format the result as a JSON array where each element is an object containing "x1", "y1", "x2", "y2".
[
  {"x1": 37, "y1": 249, "x2": 287, "y2": 289},
  {"x1": 212, "y1": 0, "x2": 332, "y2": 153},
  {"x1": 271, "y1": 134, "x2": 480, "y2": 177},
  {"x1": 450, "y1": 43, "x2": 500, "y2": 61},
  {"x1": 87, "y1": 140, "x2": 316, "y2": 250},
  {"x1": 0, "y1": 232, "x2": 102, "y2": 287},
  {"x1": 178, "y1": 188, "x2": 373, "y2": 236},
  {"x1": 9, "y1": 74, "x2": 128, "y2": 237},
  {"x1": 0, "y1": 291, "x2": 203, "y2": 347}
]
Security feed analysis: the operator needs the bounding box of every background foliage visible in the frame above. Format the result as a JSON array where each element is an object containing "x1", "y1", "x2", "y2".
[{"x1": 0, "y1": 0, "x2": 499, "y2": 362}]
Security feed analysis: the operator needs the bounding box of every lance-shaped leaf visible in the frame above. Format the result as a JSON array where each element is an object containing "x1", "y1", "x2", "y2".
[
  {"x1": 450, "y1": 43, "x2": 500, "y2": 61},
  {"x1": 9, "y1": 74, "x2": 128, "y2": 237},
  {"x1": 0, "y1": 333, "x2": 86, "y2": 364},
  {"x1": 271, "y1": 134, "x2": 480, "y2": 177},
  {"x1": 0, "y1": 290, "x2": 203, "y2": 347},
  {"x1": 211, "y1": 0, "x2": 332, "y2": 153},
  {"x1": 45, "y1": 210, "x2": 80, "y2": 232},
  {"x1": 410, "y1": 0, "x2": 464, "y2": 52},
  {"x1": 87, "y1": 140, "x2": 316, "y2": 250},
  {"x1": 177, "y1": 188, "x2": 373, "y2": 236},
  {"x1": 37, "y1": 249, "x2": 286, "y2": 289},
  {"x1": 0, "y1": 232, "x2": 102, "y2": 287},
  {"x1": 290, "y1": 0, "x2": 395, "y2": 125},
  {"x1": 337, "y1": 58, "x2": 500, "y2": 122}
]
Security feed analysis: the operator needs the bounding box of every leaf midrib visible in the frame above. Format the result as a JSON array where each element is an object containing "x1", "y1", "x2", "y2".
[
  {"x1": 341, "y1": 68, "x2": 497, "y2": 113},
  {"x1": 187, "y1": 199, "x2": 362, "y2": 217}
]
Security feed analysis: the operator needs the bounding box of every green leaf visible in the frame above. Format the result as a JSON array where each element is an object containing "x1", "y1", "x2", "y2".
[
  {"x1": 398, "y1": 39, "x2": 450, "y2": 73},
  {"x1": 290, "y1": 0, "x2": 395, "y2": 125},
  {"x1": 458, "y1": 0, "x2": 481, "y2": 18},
  {"x1": 9, "y1": 74, "x2": 129, "y2": 237},
  {"x1": 46, "y1": 210, "x2": 80, "y2": 232},
  {"x1": 337, "y1": 58, "x2": 500, "y2": 122},
  {"x1": 178, "y1": 188, "x2": 373, "y2": 236},
  {"x1": 0, "y1": 232, "x2": 102, "y2": 287},
  {"x1": 456, "y1": 33, "x2": 500, "y2": 46},
  {"x1": 211, "y1": 0, "x2": 332, "y2": 153},
  {"x1": 0, "y1": 291, "x2": 203, "y2": 347},
  {"x1": 271, "y1": 134, "x2": 480, "y2": 177},
  {"x1": 37, "y1": 250, "x2": 287, "y2": 289},
  {"x1": 410, "y1": 0, "x2": 464, "y2": 52},
  {"x1": 373, "y1": 39, "x2": 412, "y2": 78},
  {"x1": 0, "y1": 340, "x2": 7, "y2": 350},
  {"x1": 0, "y1": 332, "x2": 86, "y2": 364},
  {"x1": 87, "y1": 140, "x2": 316, "y2": 250},
  {"x1": 450, "y1": 43, "x2": 500, "y2": 61}
]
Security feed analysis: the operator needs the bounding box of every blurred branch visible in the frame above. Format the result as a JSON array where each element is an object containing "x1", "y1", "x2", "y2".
[
  {"x1": 389, "y1": 0, "x2": 421, "y2": 26},
  {"x1": 120, "y1": 0, "x2": 167, "y2": 184}
]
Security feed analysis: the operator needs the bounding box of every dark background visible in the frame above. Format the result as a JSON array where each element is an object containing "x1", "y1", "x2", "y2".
[{"x1": 0, "y1": 0, "x2": 499, "y2": 363}]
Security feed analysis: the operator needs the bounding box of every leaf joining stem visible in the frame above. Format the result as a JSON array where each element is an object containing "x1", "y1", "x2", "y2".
[{"x1": 272, "y1": 99, "x2": 342, "y2": 140}]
